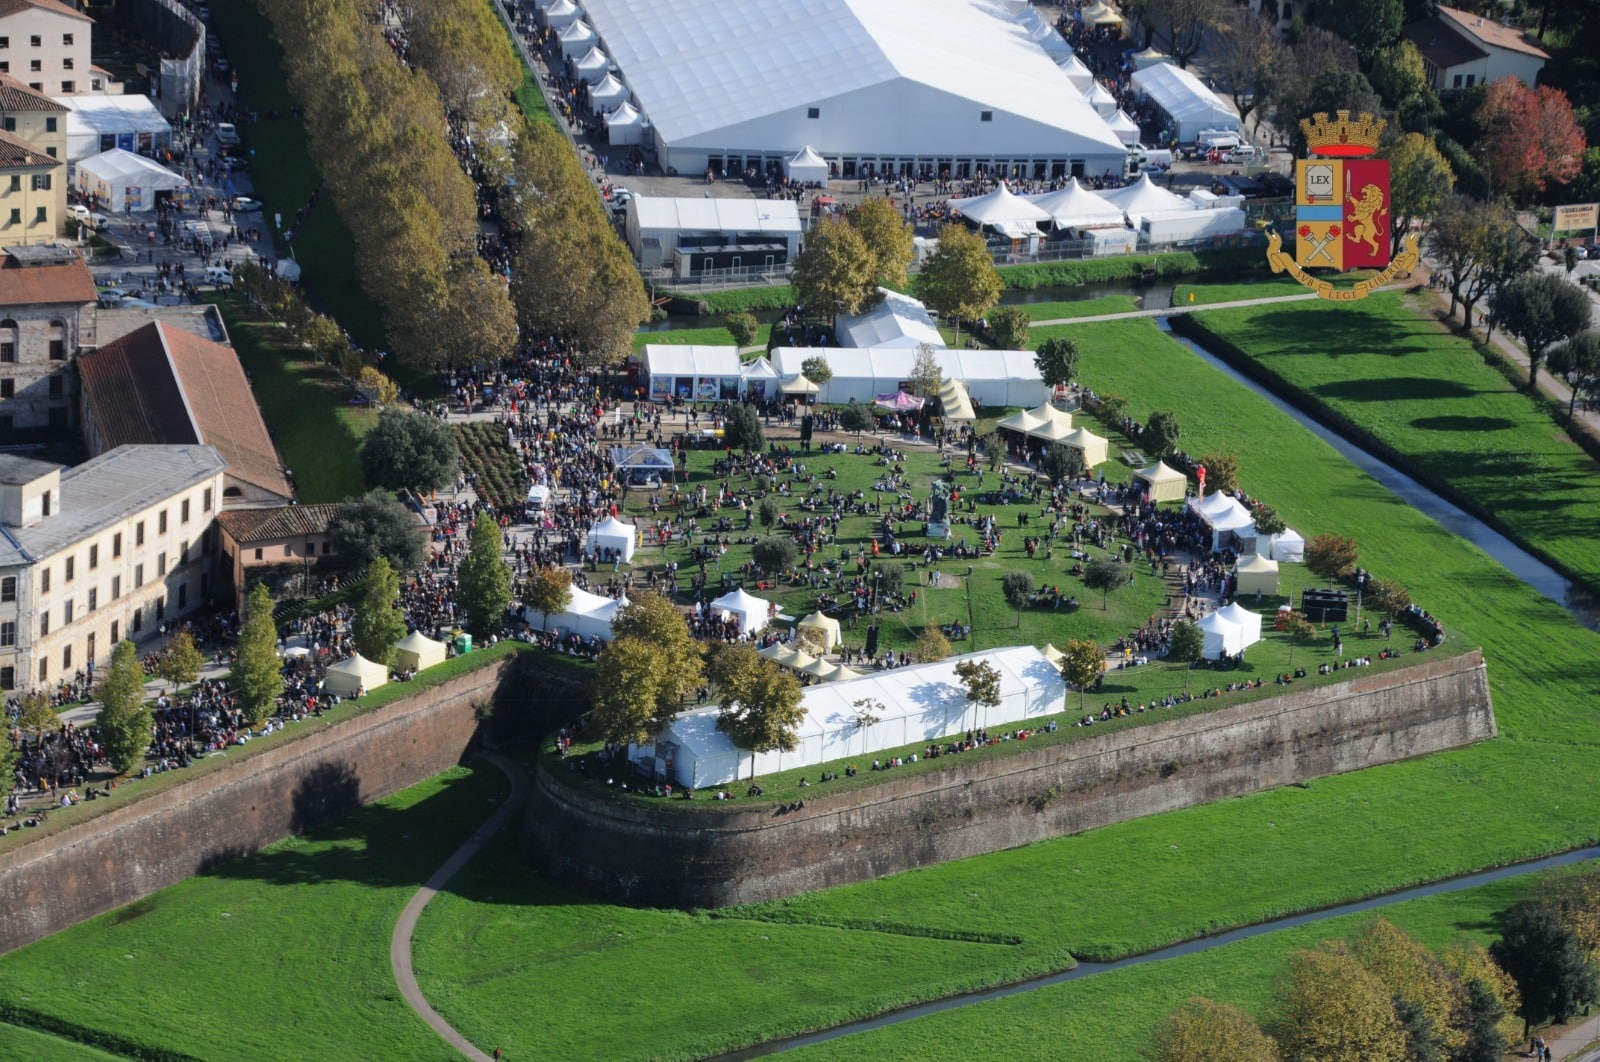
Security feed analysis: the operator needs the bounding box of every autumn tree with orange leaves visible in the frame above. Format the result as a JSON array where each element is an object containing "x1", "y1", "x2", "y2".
[{"x1": 1476, "y1": 77, "x2": 1586, "y2": 201}]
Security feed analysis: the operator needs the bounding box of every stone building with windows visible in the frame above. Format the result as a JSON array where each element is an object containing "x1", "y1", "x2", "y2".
[
  {"x1": 0, "y1": 444, "x2": 226, "y2": 693},
  {"x1": 0, "y1": 72, "x2": 66, "y2": 238},
  {"x1": 0, "y1": 242, "x2": 95, "y2": 442},
  {"x1": 0, "y1": 0, "x2": 95, "y2": 98}
]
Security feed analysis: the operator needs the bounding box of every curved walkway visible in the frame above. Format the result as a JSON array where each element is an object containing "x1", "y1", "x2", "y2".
[{"x1": 390, "y1": 750, "x2": 528, "y2": 1061}]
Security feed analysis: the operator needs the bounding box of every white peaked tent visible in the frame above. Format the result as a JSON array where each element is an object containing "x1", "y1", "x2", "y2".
[
  {"x1": 572, "y1": 46, "x2": 613, "y2": 83},
  {"x1": 1131, "y1": 61, "x2": 1240, "y2": 142},
  {"x1": 1017, "y1": 5, "x2": 1074, "y2": 62},
  {"x1": 1135, "y1": 460, "x2": 1187, "y2": 503},
  {"x1": 1064, "y1": 427, "x2": 1110, "y2": 467},
  {"x1": 589, "y1": 73, "x2": 630, "y2": 114},
  {"x1": 540, "y1": 585, "x2": 629, "y2": 639},
  {"x1": 1000, "y1": 402, "x2": 1072, "y2": 436},
  {"x1": 1190, "y1": 491, "x2": 1255, "y2": 551},
  {"x1": 780, "y1": 373, "x2": 820, "y2": 396},
  {"x1": 1056, "y1": 53, "x2": 1095, "y2": 91},
  {"x1": 741, "y1": 356, "x2": 779, "y2": 397},
  {"x1": 1099, "y1": 173, "x2": 1194, "y2": 220},
  {"x1": 558, "y1": 19, "x2": 598, "y2": 59},
  {"x1": 784, "y1": 145, "x2": 830, "y2": 184},
  {"x1": 1216, "y1": 602, "x2": 1264, "y2": 651},
  {"x1": 393, "y1": 631, "x2": 447, "y2": 672},
  {"x1": 996, "y1": 408, "x2": 1045, "y2": 434},
  {"x1": 1198, "y1": 612, "x2": 1244, "y2": 660},
  {"x1": 949, "y1": 182, "x2": 1051, "y2": 236},
  {"x1": 770, "y1": 348, "x2": 1048, "y2": 408},
  {"x1": 604, "y1": 102, "x2": 647, "y2": 146},
  {"x1": 759, "y1": 643, "x2": 816, "y2": 670},
  {"x1": 589, "y1": 515, "x2": 637, "y2": 562},
  {"x1": 74, "y1": 149, "x2": 189, "y2": 212},
  {"x1": 1267, "y1": 528, "x2": 1306, "y2": 563},
  {"x1": 632, "y1": 646, "x2": 1066, "y2": 788},
  {"x1": 541, "y1": 0, "x2": 580, "y2": 29},
  {"x1": 711, "y1": 587, "x2": 771, "y2": 636},
  {"x1": 1026, "y1": 178, "x2": 1123, "y2": 229},
  {"x1": 1106, "y1": 109, "x2": 1141, "y2": 145},
  {"x1": 324, "y1": 653, "x2": 389, "y2": 697},
  {"x1": 836, "y1": 289, "x2": 945, "y2": 349},
  {"x1": 1081, "y1": 2, "x2": 1124, "y2": 26},
  {"x1": 797, "y1": 612, "x2": 842, "y2": 651},
  {"x1": 938, "y1": 376, "x2": 976, "y2": 421},
  {"x1": 1132, "y1": 47, "x2": 1171, "y2": 69},
  {"x1": 1234, "y1": 554, "x2": 1280, "y2": 597},
  {"x1": 1083, "y1": 81, "x2": 1119, "y2": 117}
]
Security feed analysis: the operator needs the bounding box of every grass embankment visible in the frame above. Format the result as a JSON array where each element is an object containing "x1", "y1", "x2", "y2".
[
  {"x1": 5, "y1": 310, "x2": 1598, "y2": 1059},
  {"x1": 0, "y1": 765, "x2": 507, "y2": 1060},
  {"x1": 209, "y1": 293, "x2": 371, "y2": 503},
  {"x1": 1175, "y1": 290, "x2": 1600, "y2": 597}
]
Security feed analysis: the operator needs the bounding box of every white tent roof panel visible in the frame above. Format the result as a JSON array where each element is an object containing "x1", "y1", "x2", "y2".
[
  {"x1": 836, "y1": 289, "x2": 945, "y2": 349},
  {"x1": 643, "y1": 345, "x2": 742, "y2": 378},
  {"x1": 630, "y1": 195, "x2": 802, "y2": 235},
  {"x1": 1131, "y1": 61, "x2": 1239, "y2": 139}
]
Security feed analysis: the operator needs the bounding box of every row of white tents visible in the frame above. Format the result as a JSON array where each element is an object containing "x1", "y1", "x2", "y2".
[
  {"x1": 1189, "y1": 491, "x2": 1305, "y2": 561},
  {"x1": 948, "y1": 175, "x2": 1247, "y2": 248},
  {"x1": 995, "y1": 403, "x2": 1110, "y2": 467},
  {"x1": 632, "y1": 646, "x2": 1066, "y2": 788},
  {"x1": 314, "y1": 630, "x2": 450, "y2": 697}
]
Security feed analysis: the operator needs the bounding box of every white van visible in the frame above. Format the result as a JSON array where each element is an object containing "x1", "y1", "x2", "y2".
[
  {"x1": 215, "y1": 122, "x2": 240, "y2": 146},
  {"x1": 1196, "y1": 129, "x2": 1242, "y2": 151},
  {"x1": 524, "y1": 484, "x2": 551, "y2": 517},
  {"x1": 204, "y1": 265, "x2": 234, "y2": 287}
]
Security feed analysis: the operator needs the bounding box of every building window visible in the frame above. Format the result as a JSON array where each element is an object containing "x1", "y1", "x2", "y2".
[
  {"x1": 980, "y1": 111, "x2": 993, "y2": 122},
  {"x1": 253, "y1": 547, "x2": 262, "y2": 561},
  {"x1": 62, "y1": 56, "x2": 72, "y2": 68},
  {"x1": 39, "y1": 611, "x2": 48, "y2": 637},
  {"x1": 8, "y1": 209, "x2": 19, "y2": 226},
  {"x1": 203, "y1": 487, "x2": 213, "y2": 512},
  {"x1": 41, "y1": 489, "x2": 50, "y2": 516},
  {"x1": 131, "y1": 608, "x2": 141, "y2": 633},
  {"x1": 65, "y1": 556, "x2": 73, "y2": 581},
  {"x1": 136, "y1": 520, "x2": 145, "y2": 546},
  {"x1": 48, "y1": 374, "x2": 62, "y2": 395},
  {"x1": 159, "y1": 510, "x2": 168, "y2": 533},
  {"x1": 60, "y1": 600, "x2": 70, "y2": 625},
  {"x1": 807, "y1": 108, "x2": 819, "y2": 119},
  {"x1": 113, "y1": 532, "x2": 122, "y2": 557},
  {"x1": 29, "y1": 35, "x2": 39, "y2": 47},
  {"x1": 31, "y1": 174, "x2": 50, "y2": 191},
  {"x1": 87, "y1": 587, "x2": 96, "y2": 611},
  {"x1": 0, "y1": 576, "x2": 12, "y2": 602},
  {"x1": 37, "y1": 659, "x2": 45, "y2": 682},
  {"x1": 181, "y1": 498, "x2": 190, "y2": 523},
  {"x1": 1465, "y1": 74, "x2": 1476, "y2": 87},
  {"x1": 155, "y1": 596, "x2": 165, "y2": 620},
  {"x1": 34, "y1": 205, "x2": 46, "y2": 223},
  {"x1": 322, "y1": 541, "x2": 332, "y2": 555},
  {"x1": 48, "y1": 340, "x2": 65, "y2": 360},
  {"x1": 110, "y1": 620, "x2": 117, "y2": 643},
  {"x1": 0, "y1": 63, "x2": 7, "y2": 74},
  {"x1": 58, "y1": 81, "x2": 71, "y2": 93},
  {"x1": 39, "y1": 567, "x2": 48, "y2": 593},
  {"x1": 44, "y1": 117, "x2": 55, "y2": 132},
  {"x1": 1453, "y1": 74, "x2": 1463, "y2": 88},
  {"x1": 134, "y1": 563, "x2": 143, "y2": 588},
  {"x1": 61, "y1": 645, "x2": 70, "y2": 670},
  {"x1": 111, "y1": 576, "x2": 120, "y2": 600},
  {"x1": 0, "y1": 667, "x2": 12, "y2": 690},
  {"x1": 63, "y1": 33, "x2": 73, "y2": 46},
  {"x1": 44, "y1": 146, "x2": 54, "y2": 159},
  {"x1": 0, "y1": 379, "x2": 11, "y2": 397},
  {"x1": 1, "y1": 118, "x2": 12, "y2": 133},
  {"x1": 0, "y1": 37, "x2": 9, "y2": 48},
  {"x1": 89, "y1": 544, "x2": 98, "y2": 569},
  {"x1": 28, "y1": 60, "x2": 39, "y2": 72},
  {"x1": 0, "y1": 622, "x2": 13, "y2": 647},
  {"x1": 177, "y1": 583, "x2": 187, "y2": 609},
  {"x1": 157, "y1": 554, "x2": 166, "y2": 576}
]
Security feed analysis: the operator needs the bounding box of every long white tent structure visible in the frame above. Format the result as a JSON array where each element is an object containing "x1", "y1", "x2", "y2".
[
  {"x1": 1130, "y1": 61, "x2": 1240, "y2": 142},
  {"x1": 574, "y1": 0, "x2": 1127, "y2": 181},
  {"x1": 771, "y1": 347, "x2": 1049, "y2": 408},
  {"x1": 632, "y1": 646, "x2": 1067, "y2": 788}
]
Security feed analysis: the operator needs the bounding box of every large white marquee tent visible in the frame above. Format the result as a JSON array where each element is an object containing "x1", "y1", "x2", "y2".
[
  {"x1": 73, "y1": 149, "x2": 189, "y2": 212},
  {"x1": 57, "y1": 95, "x2": 173, "y2": 161},
  {"x1": 1130, "y1": 62, "x2": 1240, "y2": 142},
  {"x1": 1098, "y1": 173, "x2": 1193, "y2": 220},
  {"x1": 573, "y1": 0, "x2": 1127, "y2": 179},
  {"x1": 625, "y1": 195, "x2": 802, "y2": 271},
  {"x1": 1025, "y1": 178, "x2": 1123, "y2": 229},
  {"x1": 642, "y1": 344, "x2": 744, "y2": 403},
  {"x1": 771, "y1": 347, "x2": 1049, "y2": 408},
  {"x1": 632, "y1": 646, "x2": 1066, "y2": 788},
  {"x1": 949, "y1": 182, "x2": 1051, "y2": 236},
  {"x1": 535, "y1": 585, "x2": 630, "y2": 639},
  {"x1": 836, "y1": 289, "x2": 944, "y2": 349}
]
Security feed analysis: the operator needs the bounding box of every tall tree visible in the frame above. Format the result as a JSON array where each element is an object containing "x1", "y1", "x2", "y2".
[
  {"x1": 1369, "y1": 42, "x2": 1440, "y2": 132},
  {"x1": 1305, "y1": 534, "x2": 1359, "y2": 579},
  {"x1": 799, "y1": 355, "x2": 833, "y2": 385},
  {"x1": 1197, "y1": 452, "x2": 1240, "y2": 494},
  {"x1": 524, "y1": 566, "x2": 572, "y2": 631},
  {"x1": 714, "y1": 652, "x2": 805, "y2": 783},
  {"x1": 232, "y1": 583, "x2": 283, "y2": 726},
  {"x1": 847, "y1": 196, "x2": 915, "y2": 289},
  {"x1": 908, "y1": 343, "x2": 944, "y2": 400},
  {"x1": 156, "y1": 629, "x2": 204, "y2": 690},
  {"x1": 1084, "y1": 556, "x2": 1128, "y2": 609},
  {"x1": 917, "y1": 224, "x2": 1001, "y2": 339},
  {"x1": 1460, "y1": 203, "x2": 1537, "y2": 337},
  {"x1": 352, "y1": 558, "x2": 406, "y2": 667},
  {"x1": 327, "y1": 490, "x2": 427, "y2": 574},
  {"x1": 1167, "y1": 619, "x2": 1203, "y2": 683},
  {"x1": 1146, "y1": 0, "x2": 1228, "y2": 68},
  {"x1": 1149, "y1": 996, "x2": 1279, "y2": 1062},
  {"x1": 1351, "y1": 919, "x2": 1463, "y2": 1059},
  {"x1": 608, "y1": 592, "x2": 704, "y2": 723},
  {"x1": 1059, "y1": 638, "x2": 1104, "y2": 709},
  {"x1": 1440, "y1": 941, "x2": 1523, "y2": 1049},
  {"x1": 96, "y1": 640, "x2": 152, "y2": 776},
  {"x1": 1271, "y1": 944, "x2": 1404, "y2": 1062},
  {"x1": 1548, "y1": 331, "x2": 1600, "y2": 417},
  {"x1": 588, "y1": 637, "x2": 674, "y2": 746},
  {"x1": 791, "y1": 217, "x2": 877, "y2": 318},
  {"x1": 1476, "y1": 78, "x2": 1587, "y2": 200},
  {"x1": 953, "y1": 658, "x2": 1002, "y2": 732},
  {"x1": 1211, "y1": 7, "x2": 1282, "y2": 134},
  {"x1": 1043, "y1": 443, "x2": 1086, "y2": 489},
  {"x1": 1034, "y1": 336, "x2": 1080, "y2": 390},
  {"x1": 360, "y1": 407, "x2": 460, "y2": 494},
  {"x1": 1382, "y1": 132, "x2": 1453, "y2": 255},
  {"x1": 1489, "y1": 272, "x2": 1593, "y2": 390},
  {"x1": 1315, "y1": 0, "x2": 1403, "y2": 66},
  {"x1": 459, "y1": 513, "x2": 513, "y2": 638},
  {"x1": 1145, "y1": 411, "x2": 1183, "y2": 458},
  {"x1": 722, "y1": 402, "x2": 765, "y2": 453},
  {"x1": 1267, "y1": 29, "x2": 1360, "y2": 149},
  {"x1": 1425, "y1": 193, "x2": 1488, "y2": 319},
  {"x1": 1491, "y1": 900, "x2": 1599, "y2": 1033}
]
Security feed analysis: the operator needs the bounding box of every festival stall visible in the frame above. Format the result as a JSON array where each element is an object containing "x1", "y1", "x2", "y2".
[
  {"x1": 572, "y1": 46, "x2": 613, "y2": 83},
  {"x1": 1234, "y1": 554, "x2": 1281, "y2": 597},
  {"x1": 73, "y1": 149, "x2": 190, "y2": 213},
  {"x1": 558, "y1": 19, "x2": 598, "y2": 59},
  {"x1": 937, "y1": 376, "x2": 976, "y2": 421},
  {"x1": 643, "y1": 345, "x2": 743, "y2": 403},
  {"x1": 1198, "y1": 611, "x2": 1244, "y2": 660},
  {"x1": 796, "y1": 612, "x2": 842, "y2": 651},
  {"x1": 1266, "y1": 528, "x2": 1306, "y2": 563},
  {"x1": 948, "y1": 181, "x2": 1051, "y2": 240},
  {"x1": 836, "y1": 289, "x2": 945, "y2": 349},
  {"x1": 323, "y1": 653, "x2": 389, "y2": 697},
  {"x1": 1216, "y1": 602, "x2": 1265, "y2": 650},
  {"x1": 1134, "y1": 459, "x2": 1187, "y2": 503},
  {"x1": 1026, "y1": 178, "x2": 1123, "y2": 231},
  {"x1": 1130, "y1": 61, "x2": 1240, "y2": 142},
  {"x1": 589, "y1": 73, "x2": 630, "y2": 115},
  {"x1": 784, "y1": 145, "x2": 830, "y2": 184},
  {"x1": 771, "y1": 348, "x2": 1048, "y2": 408},
  {"x1": 588, "y1": 515, "x2": 637, "y2": 563},
  {"x1": 604, "y1": 102, "x2": 648, "y2": 146},
  {"x1": 392, "y1": 631, "x2": 447, "y2": 672},
  {"x1": 1062, "y1": 427, "x2": 1110, "y2": 467},
  {"x1": 710, "y1": 587, "x2": 771, "y2": 636}
]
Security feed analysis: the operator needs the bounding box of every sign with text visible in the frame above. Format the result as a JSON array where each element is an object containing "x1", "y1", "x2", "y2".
[{"x1": 1553, "y1": 203, "x2": 1599, "y2": 232}]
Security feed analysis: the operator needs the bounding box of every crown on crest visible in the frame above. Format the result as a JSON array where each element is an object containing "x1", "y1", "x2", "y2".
[{"x1": 1299, "y1": 110, "x2": 1386, "y2": 158}]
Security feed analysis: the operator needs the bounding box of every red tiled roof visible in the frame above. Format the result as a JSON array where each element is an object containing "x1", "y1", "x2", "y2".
[
  {"x1": 0, "y1": 72, "x2": 67, "y2": 112},
  {"x1": 77, "y1": 321, "x2": 294, "y2": 500},
  {"x1": 1403, "y1": 17, "x2": 1489, "y2": 71},
  {"x1": 0, "y1": 252, "x2": 96, "y2": 306},
  {"x1": 0, "y1": 0, "x2": 92, "y2": 23},
  {"x1": 0, "y1": 127, "x2": 60, "y2": 169},
  {"x1": 215, "y1": 503, "x2": 341, "y2": 545},
  {"x1": 1438, "y1": 5, "x2": 1549, "y2": 59}
]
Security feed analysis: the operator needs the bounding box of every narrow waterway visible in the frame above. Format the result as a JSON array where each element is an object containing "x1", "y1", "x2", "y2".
[
  {"x1": 715, "y1": 844, "x2": 1600, "y2": 1058},
  {"x1": 1162, "y1": 321, "x2": 1599, "y2": 629}
]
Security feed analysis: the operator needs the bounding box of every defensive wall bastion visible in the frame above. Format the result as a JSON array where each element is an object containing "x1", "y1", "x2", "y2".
[
  {"x1": 0, "y1": 655, "x2": 522, "y2": 956},
  {"x1": 525, "y1": 650, "x2": 1495, "y2": 909}
]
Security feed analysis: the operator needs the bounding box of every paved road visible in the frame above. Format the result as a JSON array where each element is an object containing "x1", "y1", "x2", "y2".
[{"x1": 390, "y1": 750, "x2": 528, "y2": 1062}]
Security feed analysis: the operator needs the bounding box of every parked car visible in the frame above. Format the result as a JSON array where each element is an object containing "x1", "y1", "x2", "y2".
[
  {"x1": 231, "y1": 196, "x2": 262, "y2": 212},
  {"x1": 66, "y1": 204, "x2": 91, "y2": 222},
  {"x1": 215, "y1": 122, "x2": 240, "y2": 146},
  {"x1": 97, "y1": 288, "x2": 127, "y2": 307},
  {"x1": 1222, "y1": 146, "x2": 1257, "y2": 164}
]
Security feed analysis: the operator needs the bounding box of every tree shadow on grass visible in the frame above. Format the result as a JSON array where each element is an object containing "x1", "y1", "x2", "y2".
[
  {"x1": 1314, "y1": 377, "x2": 1481, "y2": 402},
  {"x1": 1410, "y1": 415, "x2": 1519, "y2": 433}
]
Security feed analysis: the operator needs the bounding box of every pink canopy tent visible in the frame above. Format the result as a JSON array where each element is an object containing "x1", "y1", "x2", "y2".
[{"x1": 873, "y1": 391, "x2": 925, "y2": 412}]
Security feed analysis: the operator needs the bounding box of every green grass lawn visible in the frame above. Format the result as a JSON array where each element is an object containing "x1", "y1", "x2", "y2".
[
  {"x1": 0, "y1": 764, "x2": 507, "y2": 1060},
  {"x1": 210, "y1": 293, "x2": 373, "y2": 503},
  {"x1": 1177, "y1": 290, "x2": 1600, "y2": 597},
  {"x1": 1017, "y1": 294, "x2": 1140, "y2": 319},
  {"x1": 0, "y1": 1022, "x2": 126, "y2": 1061}
]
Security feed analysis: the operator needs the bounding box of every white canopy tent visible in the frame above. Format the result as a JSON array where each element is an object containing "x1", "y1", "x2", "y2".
[
  {"x1": 1056, "y1": 53, "x2": 1095, "y2": 91},
  {"x1": 541, "y1": 0, "x2": 581, "y2": 28},
  {"x1": 1266, "y1": 528, "x2": 1306, "y2": 563},
  {"x1": 573, "y1": 46, "x2": 614, "y2": 84},
  {"x1": 539, "y1": 586, "x2": 630, "y2": 639},
  {"x1": 1080, "y1": 2, "x2": 1124, "y2": 26},
  {"x1": 609, "y1": 443, "x2": 676, "y2": 479},
  {"x1": 740, "y1": 356, "x2": 780, "y2": 398},
  {"x1": 1131, "y1": 61, "x2": 1240, "y2": 142},
  {"x1": 644, "y1": 344, "x2": 743, "y2": 403},
  {"x1": 558, "y1": 19, "x2": 599, "y2": 59},
  {"x1": 784, "y1": 145, "x2": 830, "y2": 184},
  {"x1": 711, "y1": 587, "x2": 771, "y2": 636},
  {"x1": 780, "y1": 373, "x2": 820, "y2": 396},
  {"x1": 836, "y1": 289, "x2": 944, "y2": 349},
  {"x1": 759, "y1": 643, "x2": 816, "y2": 670},
  {"x1": 58, "y1": 96, "x2": 173, "y2": 162},
  {"x1": 1216, "y1": 602, "x2": 1265, "y2": 650},
  {"x1": 1083, "y1": 81, "x2": 1119, "y2": 117},
  {"x1": 1099, "y1": 173, "x2": 1194, "y2": 221},
  {"x1": 999, "y1": 401, "x2": 1072, "y2": 436},
  {"x1": 1132, "y1": 46, "x2": 1171, "y2": 69},
  {"x1": 1234, "y1": 554, "x2": 1280, "y2": 597},
  {"x1": 73, "y1": 149, "x2": 190, "y2": 213},
  {"x1": 1026, "y1": 178, "x2": 1123, "y2": 230},
  {"x1": 589, "y1": 73, "x2": 630, "y2": 114},
  {"x1": 1106, "y1": 109, "x2": 1141, "y2": 145},
  {"x1": 393, "y1": 631, "x2": 447, "y2": 672},
  {"x1": 1198, "y1": 611, "x2": 1244, "y2": 660},
  {"x1": 604, "y1": 102, "x2": 648, "y2": 146},
  {"x1": 589, "y1": 515, "x2": 637, "y2": 562},
  {"x1": 323, "y1": 653, "x2": 389, "y2": 697},
  {"x1": 938, "y1": 376, "x2": 975, "y2": 421},
  {"x1": 772, "y1": 347, "x2": 1048, "y2": 408},
  {"x1": 948, "y1": 182, "x2": 1050, "y2": 237},
  {"x1": 1062, "y1": 427, "x2": 1110, "y2": 468},
  {"x1": 1016, "y1": 4, "x2": 1074, "y2": 63},
  {"x1": 796, "y1": 612, "x2": 842, "y2": 651},
  {"x1": 995, "y1": 408, "x2": 1045, "y2": 434},
  {"x1": 1134, "y1": 460, "x2": 1187, "y2": 503},
  {"x1": 632, "y1": 646, "x2": 1067, "y2": 788},
  {"x1": 1190, "y1": 492, "x2": 1256, "y2": 552}
]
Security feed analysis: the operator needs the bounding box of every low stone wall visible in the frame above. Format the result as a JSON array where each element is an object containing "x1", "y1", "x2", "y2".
[
  {"x1": 0, "y1": 657, "x2": 514, "y2": 956},
  {"x1": 525, "y1": 651, "x2": 1494, "y2": 908}
]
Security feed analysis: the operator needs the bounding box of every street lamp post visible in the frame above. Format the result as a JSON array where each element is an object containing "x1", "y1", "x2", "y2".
[{"x1": 1355, "y1": 571, "x2": 1368, "y2": 626}]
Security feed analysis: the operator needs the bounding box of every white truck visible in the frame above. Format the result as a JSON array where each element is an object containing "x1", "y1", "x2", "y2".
[
  {"x1": 1195, "y1": 128, "x2": 1243, "y2": 151},
  {"x1": 1127, "y1": 144, "x2": 1174, "y2": 176}
]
